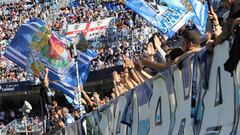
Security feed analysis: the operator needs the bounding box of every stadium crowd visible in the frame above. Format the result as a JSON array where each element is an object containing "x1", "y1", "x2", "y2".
[
  {"x1": 51, "y1": 0, "x2": 158, "y2": 71},
  {"x1": 0, "y1": 0, "x2": 156, "y2": 84},
  {"x1": 0, "y1": 1, "x2": 52, "y2": 83},
  {"x1": 1, "y1": 0, "x2": 240, "y2": 134}
]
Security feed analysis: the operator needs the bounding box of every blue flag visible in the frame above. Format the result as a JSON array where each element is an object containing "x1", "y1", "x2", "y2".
[
  {"x1": 4, "y1": 18, "x2": 96, "y2": 99},
  {"x1": 125, "y1": 0, "x2": 194, "y2": 37},
  {"x1": 121, "y1": 90, "x2": 134, "y2": 127},
  {"x1": 185, "y1": 0, "x2": 209, "y2": 34}
]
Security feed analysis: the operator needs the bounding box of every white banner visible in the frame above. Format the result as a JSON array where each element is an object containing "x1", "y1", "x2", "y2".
[
  {"x1": 77, "y1": 41, "x2": 240, "y2": 135},
  {"x1": 66, "y1": 18, "x2": 113, "y2": 40}
]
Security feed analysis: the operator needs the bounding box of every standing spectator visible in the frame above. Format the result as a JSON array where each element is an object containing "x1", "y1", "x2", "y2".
[
  {"x1": 62, "y1": 107, "x2": 74, "y2": 126},
  {"x1": 72, "y1": 109, "x2": 81, "y2": 121}
]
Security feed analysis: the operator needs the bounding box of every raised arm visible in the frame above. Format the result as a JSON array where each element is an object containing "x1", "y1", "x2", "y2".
[{"x1": 43, "y1": 68, "x2": 49, "y2": 88}]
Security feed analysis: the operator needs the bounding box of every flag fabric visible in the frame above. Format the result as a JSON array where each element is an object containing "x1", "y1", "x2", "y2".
[
  {"x1": 134, "y1": 81, "x2": 152, "y2": 135},
  {"x1": 193, "y1": 48, "x2": 208, "y2": 124},
  {"x1": 135, "y1": 80, "x2": 152, "y2": 106},
  {"x1": 181, "y1": 57, "x2": 192, "y2": 96},
  {"x1": 159, "y1": 69, "x2": 175, "y2": 130},
  {"x1": 66, "y1": 18, "x2": 113, "y2": 40},
  {"x1": 121, "y1": 90, "x2": 134, "y2": 127},
  {"x1": 62, "y1": 48, "x2": 97, "y2": 87},
  {"x1": 160, "y1": 69, "x2": 175, "y2": 95},
  {"x1": 4, "y1": 18, "x2": 97, "y2": 99},
  {"x1": 125, "y1": 0, "x2": 209, "y2": 37},
  {"x1": 125, "y1": 0, "x2": 194, "y2": 37},
  {"x1": 72, "y1": 32, "x2": 89, "y2": 52},
  {"x1": 184, "y1": 0, "x2": 209, "y2": 34}
]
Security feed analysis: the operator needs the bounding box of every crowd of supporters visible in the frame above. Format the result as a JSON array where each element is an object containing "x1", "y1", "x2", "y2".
[
  {"x1": 51, "y1": 0, "x2": 159, "y2": 71},
  {"x1": 0, "y1": 0, "x2": 155, "y2": 83},
  {"x1": 0, "y1": 0, "x2": 187, "y2": 82},
  {"x1": 0, "y1": 108, "x2": 42, "y2": 132},
  {"x1": 44, "y1": 100, "x2": 80, "y2": 134},
  {"x1": 1, "y1": 0, "x2": 240, "y2": 134},
  {"x1": 0, "y1": 1, "x2": 52, "y2": 83},
  {"x1": 73, "y1": 0, "x2": 240, "y2": 118}
]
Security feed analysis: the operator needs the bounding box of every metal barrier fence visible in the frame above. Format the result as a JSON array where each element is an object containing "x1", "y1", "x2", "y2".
[{"x1": 0, "y1": 117, "x2": 43, "y2": 135}]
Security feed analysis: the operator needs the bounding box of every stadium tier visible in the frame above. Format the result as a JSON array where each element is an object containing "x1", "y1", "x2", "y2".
[{"x1": 1, "y1": 0, "x2": 240, "y2": 135}]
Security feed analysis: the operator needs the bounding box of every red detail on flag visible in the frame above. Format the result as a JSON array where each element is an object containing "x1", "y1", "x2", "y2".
[
  {"x1": 83, "y1": 22, "x2": 91, "y2": 36},
  {"x1": 66, "y1": 26, "x2": 107, "y2": 36}
]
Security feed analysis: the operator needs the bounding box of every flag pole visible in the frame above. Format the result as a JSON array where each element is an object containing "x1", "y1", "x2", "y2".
[
  {"x1": 73, "y1": 43, "x2": 83, "y2": 116},
  {"x1": 71, "y1": 32, "x2": 92, "y2": 115}
]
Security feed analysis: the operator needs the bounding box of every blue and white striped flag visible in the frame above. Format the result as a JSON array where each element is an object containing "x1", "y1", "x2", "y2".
[{"x1": 4, "y1": 18, "x2": 97, "y2": 99}]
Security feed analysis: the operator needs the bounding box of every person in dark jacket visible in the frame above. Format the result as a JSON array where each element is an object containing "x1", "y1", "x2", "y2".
[
  {"x1": 40, "y1": 68, "x2": 52, "y2": 118},
  {"x1": 40, "y1": 68, "x2": 54, "y2": 134}
]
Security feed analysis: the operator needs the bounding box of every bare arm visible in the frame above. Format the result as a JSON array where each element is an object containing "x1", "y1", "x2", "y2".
[
  {"x1": 140, "y1": 69, "x2": 153, "y2": 79},
  {"x1": 132, "y1": 69, "x2": 145, "y2": 83},
  {"x1": 209, "y1": 7, "x2": 222, "y2": 37},
  {"x1": 129, "y1": 78, "x2": 139, "y2": 87},
  {"x1": 129, "y1": 68, "x2": 142, "y2": 84},
  {"x1": 43, "y1": 68, "x2": 49, "y2": 88},
  {"x1": 174, "y1": 48, "x2": 201, "y2": 64},
  {"x1": 80, "y1": 85, "x2": 93, "y2": 107},
  {"x1": 124, "y1": 78, "x2": 136, "y2": 89},
  {"x1": 112, "y1": 88, "x2": 120, "y2": 97},
  {"x1": 142, "y1": 58, "x2": 173, "y2": 71}
]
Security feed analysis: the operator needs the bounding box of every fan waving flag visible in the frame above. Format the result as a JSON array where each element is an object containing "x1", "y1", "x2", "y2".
[
  {"x1": 4, "y1": 18, "x2": 97, "y2": 99},
  {"x1": 124, "y1": 0, "x2": 194, "y2": 37}
]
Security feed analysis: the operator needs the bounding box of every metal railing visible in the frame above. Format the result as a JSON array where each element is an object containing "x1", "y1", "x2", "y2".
[{"x1": 0, "y1": 117, "x2": 43, "y2": 134}]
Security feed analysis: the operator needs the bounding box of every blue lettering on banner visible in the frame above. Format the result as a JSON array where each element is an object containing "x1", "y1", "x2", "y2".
[
  {"x1": 134, "y1": 81, "x2": 152, "y2": 135},
  {"x1": 149, "y1": 76, "x2": 172, "y2": 135},
  {"x1": 171, "y1": 56, "x2": 194, "y2": 135},
  {"x1": 78, "y1": 41, "x2": 239, "y2": 135},
  {"x1": 199, "y1": 41, "x2": 235, "y2": 135}
]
